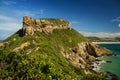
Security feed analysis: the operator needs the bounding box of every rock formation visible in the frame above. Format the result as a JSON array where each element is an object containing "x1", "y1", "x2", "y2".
[
  {"x1": 13, "y1": 42, "x2": 30, "y2": 51},
  {"x1": 22, "y1": 16, "x2": 71, "y2": 36},
  {"x1": 61, "y1": 42, "x2": 112, "y2": 73},
  {"x1": 0, "y1": 43, "x2": 3, "y2": 47}
]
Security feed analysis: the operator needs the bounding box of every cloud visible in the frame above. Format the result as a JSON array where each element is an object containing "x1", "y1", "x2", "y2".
[
  {"x1": 71, "y1": 21, "x2": 79, "y2": 24},
  {"x1": 12, "y1": 9, "x2": 45, "y2": 17},
  {"x1": 1, "y1": 0, "x2": 16, "y2": 5},
  {"x1": 0, "y1": 23, "x2": 21, "y2": 31},
  {"x1": 0, "y1": 14, "x2": 21, "y2": 31},
  {"x1": 0, "y1": 14, "x2": 21, "y2": 40},
  {"x1": 112, "y1": 16, "x2": 120, "y2": 22},
  {"x1": 111, "y1": 16, "x2": 120, "y2": 28},
  {"x1": 39, "y1": 9, "x2": 45, "y2": 14},
  {"x1": 13, "y1": 10, "x2": 35, "y2": 17},
  {"x1": 32, "y1": 9, "x2": 46, "y2": 15},
  {"x1": 118, "y1": 24, "x2": 120, "y2": 28},
  {"x1": 79, "y1": 31, "x2": 120, "y2": 38},
  {"x1": 0, "y1": 15, "x2": 15, "y2": 22}
]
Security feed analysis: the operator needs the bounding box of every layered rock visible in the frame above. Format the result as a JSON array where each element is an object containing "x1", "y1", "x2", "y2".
[
  {"x1": 61, "y1": 42, "x2": 112, "y2": 73},
  {"x1": 22, "y1": 16, "x2": 71, "y2": 36}
]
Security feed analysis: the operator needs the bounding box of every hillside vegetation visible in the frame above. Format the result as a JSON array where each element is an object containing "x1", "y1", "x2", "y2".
[{"x1": 0, "y1": 28, "x2": 106, "y2": 79}]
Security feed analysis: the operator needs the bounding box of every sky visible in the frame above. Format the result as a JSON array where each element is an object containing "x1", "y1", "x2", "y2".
[{"x1": 0, "y1": 0, "x2": 120, "y2": 40}]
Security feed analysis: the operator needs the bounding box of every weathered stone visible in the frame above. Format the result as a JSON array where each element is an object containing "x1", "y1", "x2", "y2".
[
  {"x1": 60, "y1": 42, "x2": 112, "y2": 73},
  {"x1": 0, "y1": 42, "x2": 3, "y2": 47},
  {"x1": 13, "y1": 42, "x2": 30, "y2": 51},
  {"x1": 22, "y1": 16, "x2": 71, "y2": 36}
]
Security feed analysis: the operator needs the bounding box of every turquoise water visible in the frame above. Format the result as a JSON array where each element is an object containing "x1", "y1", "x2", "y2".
[{"x1": 99, "y1": 44, "x2": 120, "y2": 79}]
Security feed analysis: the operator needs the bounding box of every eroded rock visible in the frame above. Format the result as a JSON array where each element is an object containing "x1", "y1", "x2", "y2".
[
  {"x1": 0, "y1": 43, "x2": 3, "y2": 47},
  {"x1": 22, "y1": 16, "x2": 71, "y2": 36},
  {"x1": 60, "y1": 42, "x2": 112, "y2": 73},
  {"x1": 13, "y1": 42, "x2": 30, "y2": 51}
]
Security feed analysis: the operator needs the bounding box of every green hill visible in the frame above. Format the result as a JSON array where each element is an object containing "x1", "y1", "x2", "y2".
[{"x1": 0, "y1": 17, "x2": 108, "y2": 80}]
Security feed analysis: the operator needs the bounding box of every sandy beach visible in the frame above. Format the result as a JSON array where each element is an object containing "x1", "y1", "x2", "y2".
[{"x1": 93, "y1": 42, "x2": 120, "y2": 44}]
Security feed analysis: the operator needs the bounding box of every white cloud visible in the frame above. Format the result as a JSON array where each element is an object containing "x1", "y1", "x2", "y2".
[
  {"x1": 13, "y1": 10, "x2": 35, "y2": 17},
  {"x1": 12, "y1": 9, "x2": 45, "y2": 17},
  {"x1": 0, "y1": 14, "x2": 21, "y2": 40},
  {"x1": 79, "y1": 31, "x2": 120, "y2": 38},
  {"x1": 111, "y1": 16, "x2": 120, "y2": 28},
  {"x1": 71, "y1": 21, "x2": 80, "y2": 24},
  {"x1": 1, "y1": 0, "x2": 16, "y2": 5},
  {"x1": 0, "y1": 14, "x2": 21, "y2": 31},
  {"x1": 39, "y1": 9, "x2": 45, "y2": 14},
  {"x1": 0, "y1": 23, "x2": 21, "y2": 31},
  {"x1": 118, "y1": 24, "x2": 120, "y2": 28},
  {"x1": 112, "y1": 16, "x2": 120, "y2": 22},
  {"x1": 0, "y1": 15, "x2": 15, "y2": 22}
]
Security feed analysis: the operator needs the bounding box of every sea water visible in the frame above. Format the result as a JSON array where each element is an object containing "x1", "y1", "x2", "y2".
[{"x1": 99, "y1": 44, "x2": 120, "y2": 79}]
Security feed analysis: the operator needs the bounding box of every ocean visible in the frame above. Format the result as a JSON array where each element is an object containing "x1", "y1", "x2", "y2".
[{"x1": 98, "y1": 44, "x2": 120, "y2": 79}]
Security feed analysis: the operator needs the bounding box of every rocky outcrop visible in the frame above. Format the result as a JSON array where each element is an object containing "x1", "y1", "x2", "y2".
[
  {"x1": 78, "y1": 42, "x2": 112, "y2": 57},
  {"x1": 61, "y1": 42, "x2": 112, "y2": 73},
  {"x1": 13, "y1": 42, "x2": 30, "y2": 51},
  {"x1": 22, "y1": 16, "x2": 71, "y2": 36},
  {"x1": 0, "y1": 43, "x2": 3, "y2": 47}
]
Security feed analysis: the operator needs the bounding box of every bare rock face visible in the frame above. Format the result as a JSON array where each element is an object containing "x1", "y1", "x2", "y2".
[
  {"x1": 87, "y1": 42, "x2": 112, "y2": 57},
  {"x1": 78, "y1": 42, "x2": 112, "y2": 57},
  {"x1": 23, "y1": 16, "x2": 34, "y2": 36},
  {"x1": 22, "y1": 16, "x2": 71, "y2": 36},
  {"x1": 61, "y1": 42, "x2": 112, "y2": 73},
  {"x1": 13, "y1": 42, "x2": 30, "y2": 51}
]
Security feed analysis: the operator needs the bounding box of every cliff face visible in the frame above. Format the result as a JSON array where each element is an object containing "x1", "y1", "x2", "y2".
[
  {"x1": 61, "y1": 42, "x2": 112, "y2": 73},
  {"x1": 22, "y1": 16, "x2": 71, "y2": 36}
]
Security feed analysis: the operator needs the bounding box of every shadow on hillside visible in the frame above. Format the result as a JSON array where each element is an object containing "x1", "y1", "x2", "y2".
[{"x1": 16, "y1": 29, "x2": 25, "y2": 37}]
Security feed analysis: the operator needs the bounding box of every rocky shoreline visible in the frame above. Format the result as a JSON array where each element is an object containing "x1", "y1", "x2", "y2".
[
  {"x1": 91, "y1": 56, "x2": 119, "y2": 80},
  {"x1": 104, "y1": 71, "x2": 119, "y2": 80},
  {"x1": 90, "y1": 58, "x2": 105, "y2": 72}
]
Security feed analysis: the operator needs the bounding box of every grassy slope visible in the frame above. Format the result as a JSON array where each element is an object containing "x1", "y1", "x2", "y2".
[{"x1": 0, "y1": 29, "x2": 106, "y2": 80}]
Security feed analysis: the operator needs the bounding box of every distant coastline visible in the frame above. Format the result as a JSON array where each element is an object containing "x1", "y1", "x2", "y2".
[{"x1": 93, "y1": 42, "x2": 120, "y2": 44}]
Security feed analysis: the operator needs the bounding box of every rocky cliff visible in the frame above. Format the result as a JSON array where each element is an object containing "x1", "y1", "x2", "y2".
[
  {"x1": 61, "y1": 42, "x2": 112, "y2": 73},
  {"x1": 22, "y1": 16, "x2": 71, "y2": 36}
]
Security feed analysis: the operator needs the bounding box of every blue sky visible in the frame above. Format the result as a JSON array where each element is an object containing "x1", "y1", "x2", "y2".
[{"x1": 0, "y1": 0, "x2": 120, "y2": 40}]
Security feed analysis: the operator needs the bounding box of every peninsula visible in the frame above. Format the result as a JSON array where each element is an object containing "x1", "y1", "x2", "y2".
[{"x1": 0, "y1": 16, "x2": 112, "y2": 80}]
